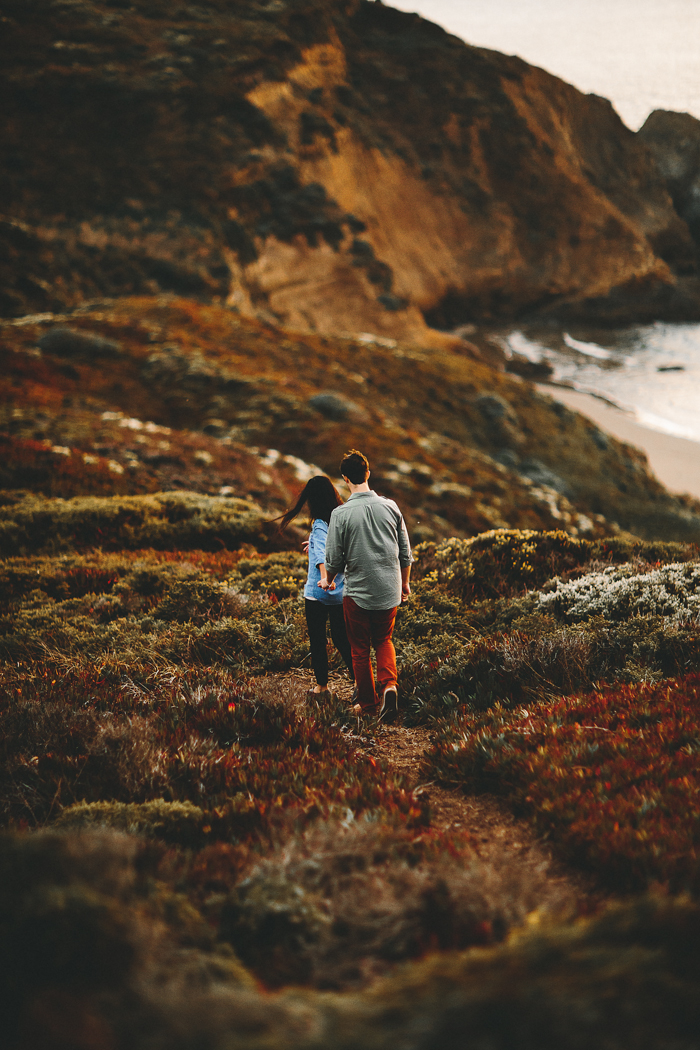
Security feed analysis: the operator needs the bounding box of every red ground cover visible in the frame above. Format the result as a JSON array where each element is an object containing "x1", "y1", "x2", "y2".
[
  {"x1": 0, "y1": 667, "x2": 427, "y2": 839},
  {"x1": 429, "y1": 672, "x2": 700, "y2": 891}
]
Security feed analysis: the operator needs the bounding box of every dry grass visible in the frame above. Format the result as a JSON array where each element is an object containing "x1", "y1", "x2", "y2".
[
  {"x1": 3, "y1": 827, "x2": 700, "y2": 1050},
  {"x1": 219, "y1": 818, "x2": 574, "y2": 989}
]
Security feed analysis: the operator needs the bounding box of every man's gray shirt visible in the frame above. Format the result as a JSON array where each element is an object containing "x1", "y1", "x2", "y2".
[{"x1": 325, "y1": 490, "x2": 413, "y2": 610}]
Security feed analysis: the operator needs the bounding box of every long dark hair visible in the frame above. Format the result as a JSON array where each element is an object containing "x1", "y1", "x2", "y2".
[{"x1": 278, "y1": 475, "x2": 343, "y2": 530}]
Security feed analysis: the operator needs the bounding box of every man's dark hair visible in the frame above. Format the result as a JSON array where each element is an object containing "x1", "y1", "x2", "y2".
[{"x1": 340, "y1": 449, "x2": 370, "y2": 484}]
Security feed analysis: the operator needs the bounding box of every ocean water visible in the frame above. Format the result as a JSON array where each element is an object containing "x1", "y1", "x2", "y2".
[
  {"x1": 389, "y1": 0, "x2": 700, "y2": 130},
  {"x1": 503, "y1": 325, "x2": 700, "y2": 442},
  {"x1": 387, "y1": 0, "x2": 700, "y2": 444}
]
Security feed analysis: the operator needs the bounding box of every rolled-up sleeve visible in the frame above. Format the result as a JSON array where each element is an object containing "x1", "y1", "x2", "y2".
[{"x1": 324, "y1": 512, "x2": 344, "y2": 576}]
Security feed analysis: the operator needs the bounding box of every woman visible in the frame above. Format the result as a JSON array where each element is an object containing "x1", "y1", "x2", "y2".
[{"x1": 278, "y1": 475, "x2": 354, "y2": 698}]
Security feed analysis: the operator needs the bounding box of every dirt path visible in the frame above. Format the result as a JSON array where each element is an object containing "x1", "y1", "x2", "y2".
[
  {"x1": 370, "y1": 722, "x2": 603, "y2": 912},
  {"x1": 258, "y1": 669, "x2": 605, "y2": 916}
]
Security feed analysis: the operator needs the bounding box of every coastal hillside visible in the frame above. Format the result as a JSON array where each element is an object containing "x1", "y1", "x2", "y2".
[
  {"x1": 5, "y1": 296, "x2": 700, "y2": 544},
  {"x1": 6, "y1": 5, "x2": 700, "y2": 1047},
  {"x1": 3, "y1": 0, "x2": 700, "y2": 337}
]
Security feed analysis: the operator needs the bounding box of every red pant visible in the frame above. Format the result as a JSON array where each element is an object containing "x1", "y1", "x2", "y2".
[{"x1": 343, "y1": 596, "x2": 397, "y2": 712}]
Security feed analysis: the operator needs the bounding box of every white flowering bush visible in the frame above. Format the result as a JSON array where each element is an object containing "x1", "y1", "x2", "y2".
[{"x1": 538, "y1": 562, "x2": 700, "y2": 622}]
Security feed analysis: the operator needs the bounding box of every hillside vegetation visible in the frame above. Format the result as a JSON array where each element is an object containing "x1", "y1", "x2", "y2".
[
  {"x1": 3, "y1": 293, "x2": 700, "y2": 1043},
  {"x1": 4, "y1": 2, "x2": 700, "y2": 1047},
  {"x1": 4, "y1": 512, "x2": 700, "y2": 1046},
  {"x1": 4, "y1": 296, "x2": 700, "y2": 544}
]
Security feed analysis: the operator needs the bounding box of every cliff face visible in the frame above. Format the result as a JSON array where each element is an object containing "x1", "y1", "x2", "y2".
[
  {"x1": 1, "y1": 0, "x2": 697, "y2": 334},
  {"x1": 638, "y1": 110, "x2": 700, "y2": 247}
]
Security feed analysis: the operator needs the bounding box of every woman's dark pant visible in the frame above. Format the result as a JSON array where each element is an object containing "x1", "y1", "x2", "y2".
[{"x1": 304, "y1": 599, "x2": 354, "y2": 687}]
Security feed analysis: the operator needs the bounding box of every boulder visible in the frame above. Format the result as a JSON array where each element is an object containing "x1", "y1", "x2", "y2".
[
  {"x1": 519, "y1": 457, "x2": 572, "y2": 496},
  {"x1": 505, "y1": 353, "x2": 554, "y2": 381},
  {"x1": 638, "y1": 110, "x2": 700, "y2": 246},
  {"x1": 474, "y1": 393, "x2": 525, "y2": 449},
  {"x1": 37, "y1": 327, "x2": 121, "y2": 358},
  {"x1": 308, "y1": 392, "x2": 359, "y2": 420}
]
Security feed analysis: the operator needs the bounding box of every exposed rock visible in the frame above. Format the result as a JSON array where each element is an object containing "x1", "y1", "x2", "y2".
[
  {"x1": 519, "y1": 458, "x2": 572, "y2": 497},
  {"x1": 308, "y1": 392, "x2": 359, "y2": 420},
  {"x1": 377, "y1": 293, "x2": 408, "y2": 312},
  {"x1": 589, "y1": 426, "x2": 610, "y2": 451},
  {"x1": 475, "y1": 394, "x2": 512, "y2": 423},
  {"x1": 1, "y1": 0, "x2": 699, "y2": 330},
  {"x1": 638, "y1": 110, "x2": 700, "y2": 247},
  {"x1": 37, "y1": 327, "x2": 121, "y2": 358},
  {"x1": 474, "y1": 393, "x2": 525, "y2": 449},
  {"x1": 495, "y1": 449, "x2": 520, "y2": 470},
  {"x1": 142, "y1": 348, "x2": 251, "y2": 395},
  {"x1": 202, "y1": 418, "x2": 228, "y2": 437},
  {"x1": 505, "y1": 353, "x2": 554, "y2": 381}
]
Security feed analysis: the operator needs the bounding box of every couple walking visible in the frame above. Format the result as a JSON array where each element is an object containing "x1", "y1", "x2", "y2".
[{"x1": 280, "y1": 449, "x2": 412, "y2": 721}]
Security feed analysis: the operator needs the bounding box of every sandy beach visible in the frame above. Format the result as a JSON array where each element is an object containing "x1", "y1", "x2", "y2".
[{"x1": 537, "y1": 385, "x2": 700, "y2": 501}]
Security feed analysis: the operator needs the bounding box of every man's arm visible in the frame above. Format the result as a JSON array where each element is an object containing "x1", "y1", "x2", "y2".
[
  {"x1": 396, "y1": 508, "x2": 413, "y2": 602},
  {"x1": 401, "y1": 563, "x2": 411, "y2": 601}
]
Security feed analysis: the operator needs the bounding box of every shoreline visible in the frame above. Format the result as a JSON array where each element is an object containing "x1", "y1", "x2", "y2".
[{"x1": 536, "y1": 384, "x2": 700, "y2": 501}]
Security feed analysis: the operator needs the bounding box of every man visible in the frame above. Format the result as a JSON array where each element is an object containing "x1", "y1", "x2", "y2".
[{"x1": 322, "y1": 449, "x2": 412, "y2": 722}]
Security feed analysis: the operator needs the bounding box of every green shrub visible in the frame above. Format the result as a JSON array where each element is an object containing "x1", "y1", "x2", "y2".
[
  {"x1": 0, "y1": 554, "x2": 310, "y2": 672},
  {"x1": 153, "y1": 576, "x2": 241, "y2": 624},
  {"x1": 0, "y1": 491, "x2": 280, "y2": 556},
  {"x1": 399, "y1": 614, "x2": 700, "y2": 723},
  {"x1": 228, "y1": 551, "x2": 307, "y2": 600},
  {"x1": 414, "y1": 530, "x2": 698, "y2": 602},
  {"x1": 54, "y1": 800, "x2": 210, "y2": 849}
]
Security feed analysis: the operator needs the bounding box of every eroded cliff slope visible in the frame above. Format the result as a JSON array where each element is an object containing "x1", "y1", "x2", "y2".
[{"x1": 2, "y1": 0, "x2": 698, "y2": 335}]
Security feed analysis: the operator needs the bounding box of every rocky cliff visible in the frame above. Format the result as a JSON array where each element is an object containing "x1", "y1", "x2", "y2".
[
  {"x1": 2, "y1": 0, "x2": 699, "y2": 336},
  {"x1": 638, "y1": 110, "x2": 700, "y2": 248}
]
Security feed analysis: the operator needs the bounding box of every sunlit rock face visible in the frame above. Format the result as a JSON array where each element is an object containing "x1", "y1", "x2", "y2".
[{"x1": 1, "y1": 0, "x2": 698, "y2": 331}]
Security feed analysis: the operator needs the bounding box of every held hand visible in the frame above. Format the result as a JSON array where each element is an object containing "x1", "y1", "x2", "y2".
[
  {"x1": 318, "y1": 580, "x2": 329, "y2": 590},
  {"x1": 328, "y1": 579, "x2": 337, "y2": 590}
]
